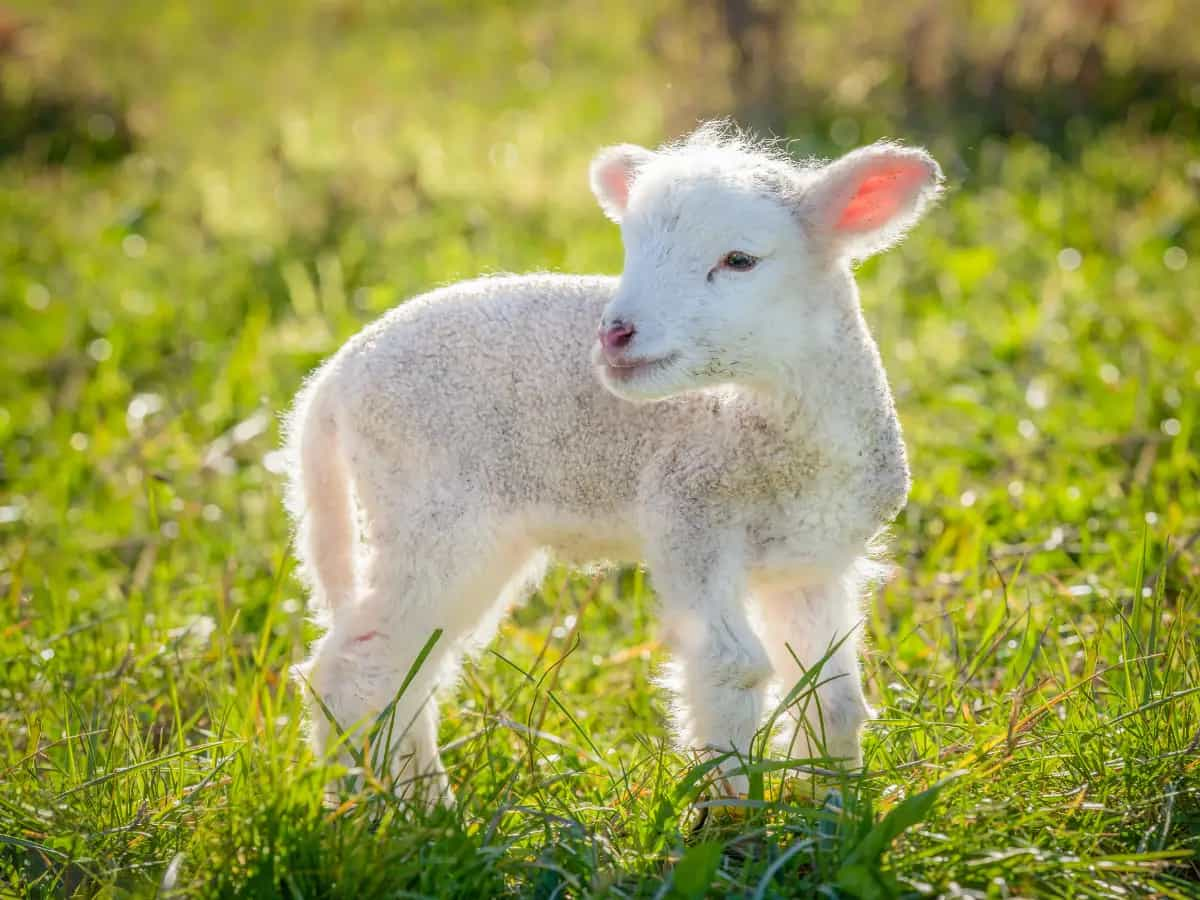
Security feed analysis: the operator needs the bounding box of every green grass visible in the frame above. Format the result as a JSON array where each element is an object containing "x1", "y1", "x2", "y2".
[{"x1": 1, "y1": 1, "x2": 1198, "y2": 896}]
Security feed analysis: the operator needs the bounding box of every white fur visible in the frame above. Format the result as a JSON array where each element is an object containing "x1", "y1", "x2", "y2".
[{"x1": 285, "y1": 122, "x2": 942, "y2": 805}]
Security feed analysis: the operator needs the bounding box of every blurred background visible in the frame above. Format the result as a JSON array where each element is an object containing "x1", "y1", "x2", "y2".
[{"x1": 1, "y1": 1, "x2": 1198, "y2": 893}]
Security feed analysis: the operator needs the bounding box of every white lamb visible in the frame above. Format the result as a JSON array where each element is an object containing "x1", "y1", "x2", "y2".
[{"x1": 285, "y1": 123, "x2": 942, "y2": 806}]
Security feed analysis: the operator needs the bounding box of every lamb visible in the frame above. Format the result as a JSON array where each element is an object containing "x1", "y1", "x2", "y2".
[{"x1": 285, "y1": 123, "x2": 942, "y2": 806}]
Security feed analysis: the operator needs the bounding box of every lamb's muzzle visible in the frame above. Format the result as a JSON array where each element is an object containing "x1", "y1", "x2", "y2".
[{"x1": 598, "y1": 318, "x2": 636, "y2": 357}]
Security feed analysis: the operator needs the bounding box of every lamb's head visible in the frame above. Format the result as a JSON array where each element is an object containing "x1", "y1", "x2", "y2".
[{"x1": 589, "y1": 124, "x2": 943, "y2": 402}]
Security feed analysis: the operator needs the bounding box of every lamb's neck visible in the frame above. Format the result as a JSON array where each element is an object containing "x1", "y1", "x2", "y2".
[{"x1": 759, "y1": 307, "x2": 904, "y2": 464}]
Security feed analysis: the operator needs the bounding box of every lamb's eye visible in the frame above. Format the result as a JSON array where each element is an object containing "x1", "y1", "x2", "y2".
[{"x1": 722, "y1": 251, "x2": 759, "y2": 272}]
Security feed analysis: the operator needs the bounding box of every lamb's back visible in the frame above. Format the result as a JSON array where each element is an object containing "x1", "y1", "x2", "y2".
[{"x1": 331, "y1": 274, "x2": 666, "y2": 506}]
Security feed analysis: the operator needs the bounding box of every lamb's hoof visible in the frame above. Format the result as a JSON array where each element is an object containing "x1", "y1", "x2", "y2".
[
  {"x1": 689, "y1": 794, "x2": 751, "y2": 831},
  {"x1": 686, "y1": 771, "x2": 751, "y2": 834},
  {"x1": 818, "y1": 788, "x2": 843, "y2": 849}
]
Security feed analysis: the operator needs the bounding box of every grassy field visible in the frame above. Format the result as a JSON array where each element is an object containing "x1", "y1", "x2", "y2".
[{"x1": 1, "y1": 1, "x2": 1198, "y2": 896}]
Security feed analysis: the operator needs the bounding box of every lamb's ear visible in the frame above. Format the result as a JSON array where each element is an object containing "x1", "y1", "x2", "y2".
[
  {"x1": 800, "y1": 142, "x2": 943, "y2": 261},
  {"x1": 590, "y1": 144, "x2": 655, "y2": 222}
]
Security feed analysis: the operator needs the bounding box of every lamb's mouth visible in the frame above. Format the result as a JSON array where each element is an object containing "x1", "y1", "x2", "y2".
[{"x1": 602, "y1": 352, "x2": 680, "y2": 382}]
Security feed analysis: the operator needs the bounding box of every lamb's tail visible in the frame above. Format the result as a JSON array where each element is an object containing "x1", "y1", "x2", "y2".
[{"x1": 284, "y1": 368, "x2": 356, "y2": 614}]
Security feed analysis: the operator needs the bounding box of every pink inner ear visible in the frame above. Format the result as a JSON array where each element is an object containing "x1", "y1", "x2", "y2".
[
  {"x1": 835, "y1": 160, "x2": 927, "y2": 232},
  {"x1": 599, "y1": 161, "x2": 633, "y2": 211}
]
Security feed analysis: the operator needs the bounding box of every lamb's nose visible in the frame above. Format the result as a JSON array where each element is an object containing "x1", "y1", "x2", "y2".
[{"x1": 599, "y1": 320, "x2": 636, "y2": 353}]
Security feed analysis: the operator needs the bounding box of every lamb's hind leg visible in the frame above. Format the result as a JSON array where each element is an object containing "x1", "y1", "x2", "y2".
[
  {"x1": 752, "y1": 569, "x2": 872, "y2": 770},
  {"x1": 297, "y1": 503, "x2": 525, "y2": 808}
]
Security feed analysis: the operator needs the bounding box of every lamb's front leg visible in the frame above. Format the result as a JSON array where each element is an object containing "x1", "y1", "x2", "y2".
[{"x1": 651, "y1": 539, "x2": 772, "y2": 797}]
